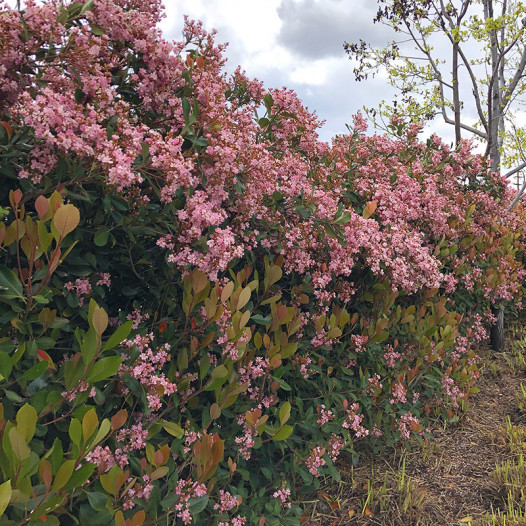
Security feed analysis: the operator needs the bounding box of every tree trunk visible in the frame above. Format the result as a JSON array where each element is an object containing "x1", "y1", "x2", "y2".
[
  {"x1": 490, "y1": 303, "x2": 505, "y2": 352},
  {"x1": 486, "y1": 0, "x2": 506, "y2": 352}
]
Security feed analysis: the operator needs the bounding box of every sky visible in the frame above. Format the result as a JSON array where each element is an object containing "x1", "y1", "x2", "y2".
[{"x1": 160, "y1": 0, "x2": 415, "y2": 144}]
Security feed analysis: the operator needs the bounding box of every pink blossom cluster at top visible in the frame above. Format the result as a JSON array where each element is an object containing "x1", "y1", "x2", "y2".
[
  {"x1": 2, "y1": 0, "x2": 524, "y2": 308},
  {"x1": 126, "y1": 308, "x2": 151, "y2": 329}
]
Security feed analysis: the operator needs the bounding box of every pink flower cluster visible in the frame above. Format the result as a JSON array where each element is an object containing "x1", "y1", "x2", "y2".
[
  {"x1": 316, "y1": 404, "x2": 334, "y2": 426},
  {"x1": 120, "y1": 333, "x2": 177, "y2": 411},
  {"x1": 272, "y1": 486, "x2": 292, "y2": 508},
  {"x1": 305, "y1": 446, "x2": 326, "y2": 477},
  {"x1": 64, "y1": 278, "x2": 92, "y2": 306},
  {"x1": 398, "y1": 413, "x2": 422, "y2": 440},
  {"x1": 214, "y1": 490, "x2": 240, "y2": 513},
  {"x1": 174, "y1": 479, "x2": 208, "y2": 525},
  {"x1": 218, "y1": 517, "x2": 246, "y2": 526},
  {"x1": 342, "y1": 402, "x2": 369, "y2": 438},
  {"x1": 64, "y1": 273, "x2": 111, "y2": 306}
]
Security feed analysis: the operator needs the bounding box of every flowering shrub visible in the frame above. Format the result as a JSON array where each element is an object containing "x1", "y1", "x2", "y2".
[{"x1": 0, "y1": 1, "x2": 525, "y2": 525}]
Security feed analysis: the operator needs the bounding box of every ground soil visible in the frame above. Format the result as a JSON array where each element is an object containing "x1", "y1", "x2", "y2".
[{"x1": 299, "y1": 331, "x2": 526, "y2": 526}]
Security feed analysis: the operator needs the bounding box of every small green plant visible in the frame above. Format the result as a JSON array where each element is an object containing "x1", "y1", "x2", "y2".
[
  {"x1": 360, "y1": 457, "x2": 427, "y2": 523},
  {"x1": 505, "y1": 332, "x2": 526, "y2": 372},
  {"x1": 508, "y1": 322, "x2": 526, "y2": 341},
  {"x1": 419, "y1": 439, "x2": 442, "y2": 465},
  {"x1": 494, "y1": 418, "x2": 526, "y2": 456},
  {"x1": 517, "y1": 384, "x2": 526, "y2": 414},
  {"x1": 483, "y1": 358, "x2": 503, "y2": 379},
  {"x1": 488, "y1": 455, "x2": 526, "y2": 519},
  {"x1": 482, "y1": 495, "x2": 526, "y2": 525}
]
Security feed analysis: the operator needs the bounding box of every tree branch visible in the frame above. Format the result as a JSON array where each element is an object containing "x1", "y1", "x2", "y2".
[
  {"x1": 434, "y1": 0, "x2": 488, "y2": 132},
  {"x1": 502, "y1": 46, "x2": 526, "y2": 110},
  {"x1": 504, "y1": 160, "x2": 526, "y2": 179},
  {"x1": 441, "y1": 114, "x2": 487, "y2": 139},
  {"x1": 507, "y1": 178, "x2": 526, "y2": 210}
]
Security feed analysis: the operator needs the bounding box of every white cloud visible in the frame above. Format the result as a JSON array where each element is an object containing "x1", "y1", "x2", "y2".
[{"x1": 289, "y1": 62, "x2": 330, "y2": 86}]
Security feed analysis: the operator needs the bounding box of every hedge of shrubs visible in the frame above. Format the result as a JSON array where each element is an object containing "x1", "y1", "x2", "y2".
[{"x1": 0, "y1": 1, "x2": 525, "y2": 525}]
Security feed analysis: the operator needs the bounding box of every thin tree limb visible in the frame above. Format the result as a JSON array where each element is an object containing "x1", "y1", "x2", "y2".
[
  {"x1": 507, "y1": 178, "x2": 526, "y2": 210},
  {"x1": 504, "y1": 160, "x2": 526, "y2": 179}
]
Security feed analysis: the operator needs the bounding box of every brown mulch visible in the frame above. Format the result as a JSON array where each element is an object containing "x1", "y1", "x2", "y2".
[{"x1": 298, "y1": 337, "x2": 526, "y2": 526}]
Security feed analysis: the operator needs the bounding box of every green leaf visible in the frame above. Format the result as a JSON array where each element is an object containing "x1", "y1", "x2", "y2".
[
  {"x1": 103, "y1": 321, "x2": 133, "y2": 351},
  {"x1": 20, "y1": 361, "x2": 49, "y2": 382},
  {"x1": 64, "y1": 462, "x2": 96, "y2": 490},
  {"x1": 86, "y1": 356, "x2": 123, "y2": 383},
  {"x1": 264, "y1": 93, "x2": 274, "y2": 111},
  {"x1": 141, "y1": 142, "x2": 149, "y2": 160},
  {"x1": 323, "y1": 453, "x2": 341, "y2": 482},
  {"x1": 91, "y1": 24, "x2": 105, "y2": 36},
  {"x1": 0, "y1": 480, "x2": 12, "y2": 517},
  {"x1": 281, "y1": 343, "x2": 298, "y2": 359},
  {"x1": 251, "y1": 314, "x2": 271, "y2": 326},
  {"x1": 0, "y1": 352, "x2": 12, "y2": 380},
  {"x1": 82, "y1": 408, "x2": 98, "y2": 442},
  {"x1": 371, "y1": 330, "x2": 389, "y2": 343},
  {"x1": 32, "y1": 494, "x2": 65, "y2": 518},
  {"x1": 52, "y1": 204, "x2": 80, "y2": 238},
  {"x1": 81, "y1": 328, "x2": 98, "y2": 364},
  {"x1": 9, "y1": 428, "x2": 30, "y2": 461},
  {"x1": 334, "y1": 211, "x2": 352, "y2": 225},
  {"x1": 80, "y1": 0, "x2": 94, "y2": 15},
  {"x1": 89, "y1": 418, "x2": 111, "y2": 448},
  {"x1": 199, "y1": 354, "x2": 210, "y2": 380},
  {"x1": 0, "y1": 265, "x2": 24, "y2": 300},
  {"x1": 16, "y1": 404, "x2": 37, "y2": 442},
  {"x1": 92, "y1": 307, "x2": 108, "y2": 336},
  {"x1": 279, "y1": 401, "x2": 291, "y2": 424},
  {"x1": 266, "y1": 265, "x2": 282, "y2": 288},
  {"x1": 188, "y1": 495, "x2": 209, "y2": 515},
  {"x1": 182, "y1": 98, "x2": 191, "y2": 122},
  {"x1": 69, "y1": 418, "x2": 82, "y2": 447},
  {"x1": 161, "y1": 421, "x2": 184, "y2": 438},
  {"x1": 47, "y1": 438, "x2": 63, "y2": 473},
  {"x1": 33, "y1": 294, "x2": 50, "y2": 305},
  {"x1": 52, "y1": 459, "x2": 76, "y2": 491},
  {"x1": 272, "y1": 424, "x2": 293, "y2": 442},
  {"x1": 211, "y1": 365, "x2": 228, "y2": 379},
  {"x1": 93, "y1": 228, "x2": 110, "y2": 247},
  {"x1": 86, "y1": 491, "x2": 110, "y2": 511}
]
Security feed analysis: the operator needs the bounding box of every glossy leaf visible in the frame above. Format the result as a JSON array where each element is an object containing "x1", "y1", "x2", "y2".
[
  {"x1": 86, "y1": 356, "x2": 123, "y2": 383},
  {"x1": 0, "y1": 265, "x2": 23, "y2": 300}
]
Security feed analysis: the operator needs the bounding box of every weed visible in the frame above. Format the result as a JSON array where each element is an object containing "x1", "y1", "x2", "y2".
[
  {"x1": 360, "y1": 456, "x2": 428, "y2": 524},
  {"x1": 482, "y1": 494, "x2": 526, "y2": 525},
  {"x1": 489, "y1": 454, "x2": 526, "y2": 514},
  {"x1": 419, "y1": 440, "x2": 441, "y2": 465},
  {"x1": 493, "y1": 417, "x2": 526, "y2": 456},
  {"x1": 517, "y1": 384, "x2": 526, "y2": 414}
]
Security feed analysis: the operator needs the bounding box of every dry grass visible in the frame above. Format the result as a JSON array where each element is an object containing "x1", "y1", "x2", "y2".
[{"x1": 297, "y1": 320, "x2": 526, "y2": 526}]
